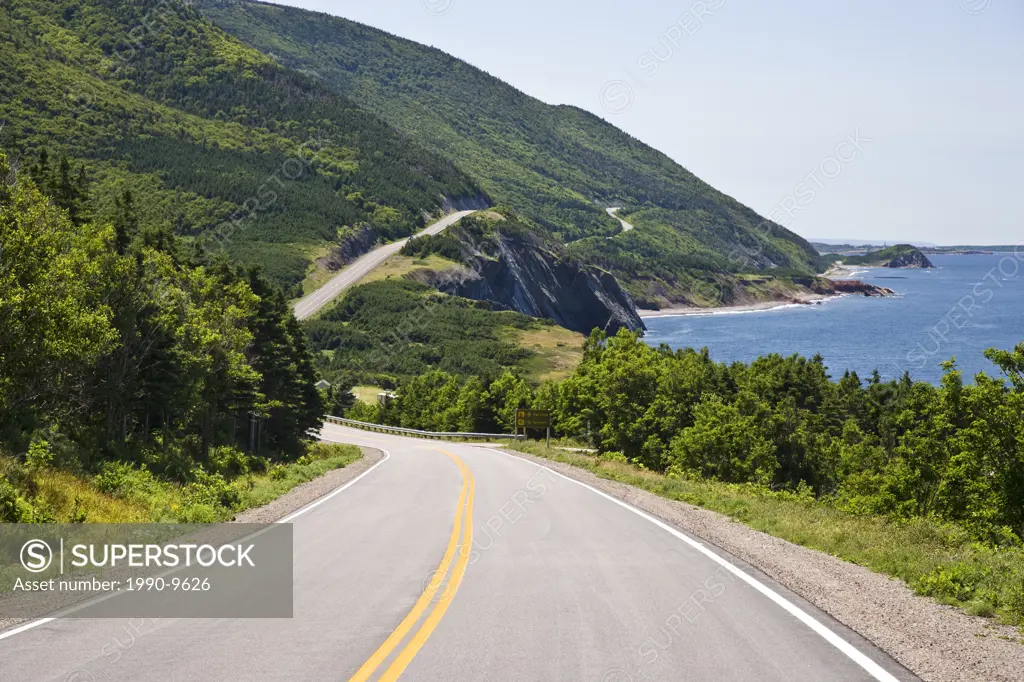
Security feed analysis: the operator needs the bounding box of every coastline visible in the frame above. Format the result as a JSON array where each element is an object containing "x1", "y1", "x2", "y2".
[
  {"x1": 638, "y1": 269, "x2": 899, "y2": 320},
  {"x1": 823, "y1": 263, "x2": 870, "y2": 278},
  {"x1": 638, "y1": 293, "x2": 832, "y2": 319}
]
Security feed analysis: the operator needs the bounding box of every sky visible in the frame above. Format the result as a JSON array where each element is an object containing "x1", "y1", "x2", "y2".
[{"x1": 267, "y1": 0, "x2": 1022, "y2": 246}]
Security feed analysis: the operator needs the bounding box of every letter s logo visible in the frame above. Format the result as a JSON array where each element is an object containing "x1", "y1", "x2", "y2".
[{"x1": 21, "y1": 539, "x2": 53, "y2": 573}]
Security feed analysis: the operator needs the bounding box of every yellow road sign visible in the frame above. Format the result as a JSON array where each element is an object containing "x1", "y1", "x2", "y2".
[{"x1": 516, "y1": 409, "x2": 551, "y2": 429}]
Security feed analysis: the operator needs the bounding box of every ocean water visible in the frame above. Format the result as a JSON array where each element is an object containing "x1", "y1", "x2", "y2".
[{"x1": 642, "y1": 253, "x2": 1024, "y2": 384}]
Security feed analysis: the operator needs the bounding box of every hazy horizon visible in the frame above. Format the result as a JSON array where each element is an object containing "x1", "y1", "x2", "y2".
[{"x1": 264, "y1": 0, "x2": 1022, "y2": 246}]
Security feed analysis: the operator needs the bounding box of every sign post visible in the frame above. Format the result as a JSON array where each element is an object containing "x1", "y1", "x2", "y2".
[{"x1": 515, "y1": 409, "x2": 552, "y2": 446}]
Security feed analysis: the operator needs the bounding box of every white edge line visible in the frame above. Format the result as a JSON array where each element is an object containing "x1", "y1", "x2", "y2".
[
  {"x1": 0, "y1": 443, "x2": 390, "y2": 642},
  {"x1": 278, "y1": 445, "x2": 390, "y2": 523},
  {"x1": 0, "y1": 617, "x2": 56, "y2": 642},
  {"x1": 486, "y1": 447, "x2": 901, "y2": 682}
]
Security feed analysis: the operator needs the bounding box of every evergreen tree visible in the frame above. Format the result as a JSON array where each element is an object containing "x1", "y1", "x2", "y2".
[
  {"x1": 113, "y1": 190, "x2": 138, "y2": 255},
  {"x1": 246, "y1": 270, "x2": 324, "y2": 458},
  {"x1": 1, "y1": 149, "x2": 327, "y2": 474}
]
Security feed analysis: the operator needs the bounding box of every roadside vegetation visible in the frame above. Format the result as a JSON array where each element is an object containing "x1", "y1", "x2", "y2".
[
  {"x1": 361, "y1": 254, "x2": 464, "y2": 286},
  {"x1": 0, "y1": 149, "x2": 341, "y2": 522},
  {"x1": 0, "y1": 442, "x2": 360, "y2": 523},
  {"x1": 344, "y1": 370, "x2": 535, "y2": 435}
]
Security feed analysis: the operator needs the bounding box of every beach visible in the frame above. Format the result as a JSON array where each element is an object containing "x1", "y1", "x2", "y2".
[{"x1": 638, "y1": 293, "x2": 830, "y2": 319}]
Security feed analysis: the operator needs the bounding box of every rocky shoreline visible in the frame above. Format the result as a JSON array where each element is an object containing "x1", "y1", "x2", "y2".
[
  {"x1": 821, "y1": 279, "x2": 896, "y2": 297},
  {"x1": 638, "y1": 277, "x2": 894, "y2": 318}
]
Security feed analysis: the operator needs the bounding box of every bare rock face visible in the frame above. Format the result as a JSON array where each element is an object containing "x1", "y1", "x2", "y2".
[
  {"x1": 429, "y1": 232, "x2": 645, "y2": 334},
  {"x1": 439, "y1": 193, "x2": 490, "y2": 213},
  {"x1": 798, "y1": 276, "x2": 894, "y2": 297},
  {"x1": 827, "y1": 279, "x2": 896, "y2": 296},
  {"x1": 317, "y1": 225, "x2": 378, "y2": 272}
]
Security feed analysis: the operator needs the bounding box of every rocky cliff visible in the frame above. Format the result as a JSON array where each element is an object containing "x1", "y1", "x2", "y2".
[
  {"x1": 315, "y1": 225, "x2": 378, "y2": 273},
  {"x1": 784, "y1": 276, "x2": 895, "y2": 299},
  {"x1": 412, "y1": 226, "x2": 644, "y2": 335},
  {"x1": 441, "y1": 194, "x2": 491, "y2": 213},
  {"x1": 823, "y1": 279, "x2": 896, "y2": 296}
]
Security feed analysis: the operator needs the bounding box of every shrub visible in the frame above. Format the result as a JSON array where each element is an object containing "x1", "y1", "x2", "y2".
[
  {"x1": 0, "y1": 480, "x2": 55, "y2": 522},
  {"x1": 346, "y1": 400, "x2": 381, "y2": 423},
  {"x1": 94, "y1": 462, "x2": 163, "y2": 503},
  {"x1": 25, "y1": 437, "x2": 54, "y2": 470},
  {"x1": 915, "y1": 563, "x2": 985, "y2": 603},
  {"x1": 208, "y1": 446, "x2": 251, "y2": 478},
  {"x1": 182, "y1": 468, "x2": 238, "y2": 511},
  {"x1": 0, "y1": 480, "x2": 26, "y2": 522}
]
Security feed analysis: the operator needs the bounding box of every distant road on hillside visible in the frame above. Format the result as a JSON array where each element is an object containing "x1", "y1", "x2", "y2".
[
  {"x1": 293, "y1": 210, "x2": 477, "y2": 320},
  {"x1": 606, "y1": 206, "x2": 634, "y2": 232}
]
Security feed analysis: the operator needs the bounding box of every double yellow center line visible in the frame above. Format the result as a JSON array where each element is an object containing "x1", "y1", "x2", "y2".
[{"x1": 349, "y1": 449, "x2": 475, "y2": 682}]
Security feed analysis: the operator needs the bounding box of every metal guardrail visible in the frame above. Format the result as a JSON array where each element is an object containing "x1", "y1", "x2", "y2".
[{"x1": 323, "y1": 415, "x2": 520, "y2": 441}]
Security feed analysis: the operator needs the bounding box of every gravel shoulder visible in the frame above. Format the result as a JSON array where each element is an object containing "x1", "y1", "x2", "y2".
[
  {"x1": 503, "y1": 448, "x2": 1024, "y2": 682},
  {"x1": 233, "y1": 446, "x2": 382, "y2": 523}
]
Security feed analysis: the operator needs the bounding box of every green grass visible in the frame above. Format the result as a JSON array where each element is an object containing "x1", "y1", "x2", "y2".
[
  {"x1": 352, "y1": 385, "x2": 384, "y2": 405},
  {"x1": 298, "y1": 243, "x2": 342, "y2": 296},
  {"x1": 509, "y1": 325, "x2": 585, "y2": 383},
  {"x1": 361, "y1": 254, "x2": 463, "y2": 284},
  {"x1": 0, "y1": 442, "x2": 362, "y2": 524},
  {"x1": 507, "y1": 442, "x2": 1024, "y2": 628},
  {"x1": 232, "y1": 442, "x2": 361, "y2": 510},
  {"x1": 0, "y1": 457, "x2": 150, "y2": 523}
]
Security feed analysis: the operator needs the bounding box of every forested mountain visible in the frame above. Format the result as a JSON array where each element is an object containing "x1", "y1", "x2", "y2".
[
  {"x1": 197, "y1": 0, "x2": 827, "y2": 307},
  {"x1": 0, "y1": 0, "x2": 483, "y2": 294}
]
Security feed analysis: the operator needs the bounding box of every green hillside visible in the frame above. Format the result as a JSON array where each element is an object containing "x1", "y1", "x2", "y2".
[
  {"x1": 0, "y1": 0, "x2": 483, "y2": 294},
  {"x1": 196, "y1": 0, "x2": 828, "y2": 306},
  {"x1": 305, "y1": 278, "x2": 561, "y2": 387},
  {"x1": 838, "y1": 244, "x2": 935, "y2": 268}
]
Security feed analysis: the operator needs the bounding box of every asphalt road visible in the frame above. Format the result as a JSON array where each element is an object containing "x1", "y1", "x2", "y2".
[
  {"x1": 0, "y1": 424, "x2": 919, "y2": 681},
  {"x1": 292, "y1": 210, "x2": 477, "y2": 320},
  {"x1": 606, "y1": 207, "x2": 634, "y2": 232}
]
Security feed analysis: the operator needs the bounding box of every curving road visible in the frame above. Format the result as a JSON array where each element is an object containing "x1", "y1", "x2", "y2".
[
  {"x1": 293, "y1": 210, "x2": 477, "y2": 320},
  {"x1": 606, "y1": 207, "x2": 634, "y2": 233},
  {"x1": 0, "y1": 424, "x2": 919, "y2": 681}
]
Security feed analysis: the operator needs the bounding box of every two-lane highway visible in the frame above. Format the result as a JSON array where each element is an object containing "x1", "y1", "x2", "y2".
[
  {"x1": 293, "y1": 210, "x2": 477, "y2": 321},
  {"x1": 0, "y1": 423, "x2": 919, "y2": 681}
]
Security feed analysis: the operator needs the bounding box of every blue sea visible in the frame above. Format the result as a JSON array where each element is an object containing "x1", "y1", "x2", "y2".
[{"x1": 643, "y1": 253, "x2": 1024, "y2": 384}]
